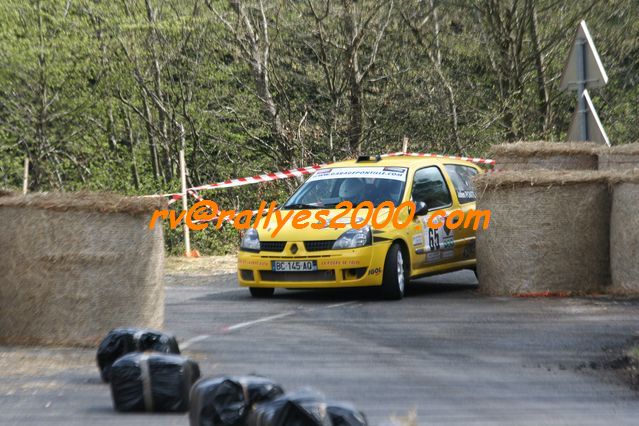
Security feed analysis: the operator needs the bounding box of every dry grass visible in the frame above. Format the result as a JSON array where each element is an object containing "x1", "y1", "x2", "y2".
[
  {"x1": 601, "y1": 143, "x2": 639, "y2": 154},
  {"x1": 0, "y1": 347, "x2": 95, "y2": 394},
  {"x1": 0, "y1": 348, "x2": 94, "y2": 377},
  {"x1": 607, "y1": 171, "x2": 639, "y2": 183},
  {"x1": 0, "y1": 191, "x2": 166, "y2": 215},
  {"x1": 489, "y1": 141, "x2": 600, "y2": 157},
  {"x1": 599, "y1": 146, "x2": 639, "y2": 171},
  {"x1": 474, "y1": 170, "x2": 609, "y2": 189},
  {"x1": 165, "y1": 255, "x2": 238, "y2": 275},
  {"x1": 609, "y1": 180, "x2": 639, "y2": 294},
  {"x1": 0, "y1": 194, "x2": 165, "y2": 347},
  {"x1": 387, "y1": 409, "x2": 418, "y2": 426},
  {"x1": 489, "y1": 141, "x2": 599, "y2": 172},
  {"x1": 476, "y1": 170, "x2": 610, "y2": 295}
]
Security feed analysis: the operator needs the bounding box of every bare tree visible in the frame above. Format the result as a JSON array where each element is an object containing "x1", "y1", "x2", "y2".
[
  {"x1": 400, "y1": 0, "x2": 463, "y2": 153},
  {"x1": 302, "y1": 0, "x2": 394, "y2": 155},
  {"x1": 472, "y1": 0, "x2": 597, "y2": 140},
  {"x1": 207, "y1": 0, "x2": 297, "y2": 164}
]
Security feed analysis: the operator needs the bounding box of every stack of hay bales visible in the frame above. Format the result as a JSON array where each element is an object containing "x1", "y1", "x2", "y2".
[
  {"x1": 598, "y1": 143, "x2": 639, "y2": 171},
  {"x1": 474, "y1": 171, "x2": 610, "y2": 295},
  {"x1": 0, "y1": 192, "x2": 166, "y2": 346},
  {"x1": 609, "y1": 172, "x2": 639, "y2": 295},
  {"x1": 489, "y1": 141, "x2": 599, "y2": 171}
]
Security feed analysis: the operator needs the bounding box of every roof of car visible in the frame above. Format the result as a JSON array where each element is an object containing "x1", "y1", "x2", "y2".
[{"x1": 325, "y1": 154, "x2": 480, "y2": 169}]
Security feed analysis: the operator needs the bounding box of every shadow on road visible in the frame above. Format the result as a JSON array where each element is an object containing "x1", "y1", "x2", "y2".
[
  {"x1": 259, "y1": 279, "x2": 478, "y2": 302},
  {"x1": 192, "y1": 270, "x2": 479, "y2": 302},
  {"x1": 268, "y1": 269, "x2": 479, "y2": 301},
  {"x1": 405, "y1": 281, "x2": 478, "y2": 297}
]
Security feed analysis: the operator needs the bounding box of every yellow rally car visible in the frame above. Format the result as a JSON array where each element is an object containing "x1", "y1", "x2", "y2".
[{"x1": 237, "y1": 154, "x2": 482, "y2": 299}]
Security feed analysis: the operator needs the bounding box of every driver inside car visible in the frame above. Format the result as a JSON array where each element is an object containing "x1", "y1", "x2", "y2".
[{"x1": 338, "y1": 178, "x2": 368, "y2": 205}]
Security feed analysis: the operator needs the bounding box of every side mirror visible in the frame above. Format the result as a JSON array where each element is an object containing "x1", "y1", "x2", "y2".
[{"x1": 414, "y1": 201, "x2": 429, "y2": 216}]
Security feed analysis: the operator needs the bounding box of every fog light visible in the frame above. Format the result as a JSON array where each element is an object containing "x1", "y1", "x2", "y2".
[
  {"x1": 240, "y1": 270, "x2": 254, "y2": 281},
  {"x1": 343, "y1": 267, "x2": 367, "y2": 280}
]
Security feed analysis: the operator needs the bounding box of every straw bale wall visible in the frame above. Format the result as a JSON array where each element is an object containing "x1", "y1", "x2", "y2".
[
  {"x1": 474, "y1": 171, "x2": 610, "y2": 295},
  {"x1": 0, "y1": 192, "x2": 166, "y2": 346},
  {"x1": 598, "y1": 143, "x2": 639, "y2": 171},
  {"x1": 609, "y1": 173, "x2": 639, "y2": 294},
  {"x1": 489, "y1": 141, "x2": 599, "y2": 171}
]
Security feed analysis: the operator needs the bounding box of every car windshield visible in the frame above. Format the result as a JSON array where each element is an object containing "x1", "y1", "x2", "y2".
[{"x1": 283, "y1": 166, "x2": 408, "y2": 209}]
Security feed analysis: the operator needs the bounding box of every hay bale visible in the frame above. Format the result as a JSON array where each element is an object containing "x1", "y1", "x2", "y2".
[
  {"x1": 489, "y1": 141, "x2": 599, "y2": 171},
  {"x1": 598, "y1": 143, "x2": 639, "y2": 171},
  {"x1": 474, "y1": 171, "x2": 610, "y2": 295},
  {"x1": 0, "y1": 192, "x2": 167, "y2": 346},
  {"x1": 609, "y1": 172, "x2": 639, "y2": 294}
]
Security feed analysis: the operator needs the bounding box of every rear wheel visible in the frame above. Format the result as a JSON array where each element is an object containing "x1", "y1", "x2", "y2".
[
  {"x1": 249, "y1": 287, "x2": 275, "y2": 298},
  {"x1": 380, "y1": 243, "x2": 407, "y2": 300}
]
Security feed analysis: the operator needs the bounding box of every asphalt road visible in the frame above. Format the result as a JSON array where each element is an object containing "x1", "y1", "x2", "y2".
[{"x1": 2, "y1": 271, "x2": 639, "y2": 425}]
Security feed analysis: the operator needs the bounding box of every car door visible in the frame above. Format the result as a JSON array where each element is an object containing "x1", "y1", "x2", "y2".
[
  {"x1": 409, "y1": 165, "x2": 458, "y2": 270},
  {"x1": 443, "y1": 164, "x2": 480, "y2": 262}
]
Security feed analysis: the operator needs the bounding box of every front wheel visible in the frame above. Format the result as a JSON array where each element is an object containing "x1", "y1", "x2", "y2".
[
  {"x1": 380, "y1": 243, "x2": 407, "y2": 300},
  {"x1": 249, "y1": 287, "x2": 275, "y2": 298}
]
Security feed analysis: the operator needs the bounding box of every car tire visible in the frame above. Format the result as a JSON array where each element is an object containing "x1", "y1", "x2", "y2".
[
  {"x1": 380, "y1": 243, "x2": 407, "y2": 300},
  {"x1": 249, "y1": 287, "x2": 275, "y2": 298}
]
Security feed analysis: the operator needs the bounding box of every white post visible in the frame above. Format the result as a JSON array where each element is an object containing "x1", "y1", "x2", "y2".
[
  {"x1": 402, "y1": 136, "x2": 409, "y2": 154},
  {"x1": 179, "y1": 149, "x2": 191, "y2": 257},
  {"x1": 22, "y1": 157, "x2": 29, "y2": 195}
]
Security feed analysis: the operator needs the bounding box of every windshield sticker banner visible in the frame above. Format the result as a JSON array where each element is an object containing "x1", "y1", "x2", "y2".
[{"x1": 306, "y1": 167, "x2": 408, "y2": 182}]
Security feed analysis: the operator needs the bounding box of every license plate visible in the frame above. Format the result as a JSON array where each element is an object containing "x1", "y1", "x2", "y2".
[{"x1": 271, "y1": 260, "x2": 317, "y2": 272}]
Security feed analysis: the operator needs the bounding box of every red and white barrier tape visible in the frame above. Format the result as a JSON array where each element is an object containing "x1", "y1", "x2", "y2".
[
  {"x1": 146, "y1": 151, "x2": 495, "y2": 202},
  {"x1": 151, "y1": 189, "x2": 203, "y2": 205},
  {"x1": 187, "y1": 152, "x2": 493, "y2": 193},
  {"x1": 189, "y1": 164, "x2": 326, "y2": 192}
]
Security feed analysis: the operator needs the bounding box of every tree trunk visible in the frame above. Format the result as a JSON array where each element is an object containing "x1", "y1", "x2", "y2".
[
  {"x1": 344, "y1": 0, "x2": 363, "y2": 154},
  {"x1": 348, "y1": 78, "x2": 364, "y2": 155},
  {"x1": 141, "y1": 91, "x2": 161, "y2": 183},
  {"x1": 529, "y1": 0, "x2": 550, "y2": 133},
  {"x1": 124, "y1": 109, "x2": 140, "y2": 189},
  {"x1": 145, "y1": 0, "x2": 172, "y2": 181}
]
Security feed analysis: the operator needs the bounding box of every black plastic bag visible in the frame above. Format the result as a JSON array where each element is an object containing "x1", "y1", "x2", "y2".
[
  {"x1": 110, "y1": 352, "x2": 200, "y2": 412},
  {"x1": 97, "y1": 327, "x2": 180, "y2": 382},
  {"x1": 247, "y1": 389, "x2": 332, "y2": 426},
  {"x1": 189, "y1": 375, "x2": 285, "y2": 426},
  {"x1": 326, "y1": 402, "x2": 368, "y2": 426}
]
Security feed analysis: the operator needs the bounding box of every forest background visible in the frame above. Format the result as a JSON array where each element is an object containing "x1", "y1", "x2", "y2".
[{"x1": 1, "y1": 0, "x2": 636, "y2": 253}]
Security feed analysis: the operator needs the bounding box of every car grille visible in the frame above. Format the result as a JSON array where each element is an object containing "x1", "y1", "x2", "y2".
[
  {"x1": 260, "y1": 270, "x2": 336, "y2": 282},
  {"x1": 260, "y1": 241, "x2": 286, "y2": 252},
  {"x1": 303, "y1": 240, "x2": 335, "y2": 252}
]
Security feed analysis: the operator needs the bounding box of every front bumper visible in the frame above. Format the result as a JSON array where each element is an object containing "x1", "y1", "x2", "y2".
[{"x1": 237, "y1": 242, "x2": 389, "y2": 288}]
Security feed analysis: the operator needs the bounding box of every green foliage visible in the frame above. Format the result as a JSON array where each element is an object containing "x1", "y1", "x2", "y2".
[{"x1": 1, "y1": 0, "x2": 638, "y2": 254}]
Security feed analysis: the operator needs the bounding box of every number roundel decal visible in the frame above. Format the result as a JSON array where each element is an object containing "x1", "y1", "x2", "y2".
[{"x1": 428, "y1": 228, "x2": 441, "y2": 251}]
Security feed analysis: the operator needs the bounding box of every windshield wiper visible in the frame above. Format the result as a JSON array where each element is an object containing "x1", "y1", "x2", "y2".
[
  {"x1": 322, "y1": 202, "x2": 348, "y2": 208},
  {"x1": 283, "y1": 203, "x2": 321, "y2": 210}
]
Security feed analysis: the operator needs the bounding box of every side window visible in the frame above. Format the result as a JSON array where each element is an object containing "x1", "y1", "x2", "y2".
[
  {"x1": 411, "y1": 167, "x2": 452, "y2": 209},
  {"x1": 445, "y1": 165, "x2": 478, "y2": 204}
]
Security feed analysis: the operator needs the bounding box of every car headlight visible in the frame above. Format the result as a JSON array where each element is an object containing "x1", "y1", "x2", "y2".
[
  {"x1": 332, "y1": 226, "x2": 372, "y2": 249},
  {"x1": 240, "y1": 228, "x2": 260, "y2": 252}
]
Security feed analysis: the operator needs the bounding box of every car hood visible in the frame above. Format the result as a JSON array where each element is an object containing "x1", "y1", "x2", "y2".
[{"x1": 256, "y1": 208, "x2": 390, "y2": 241}]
